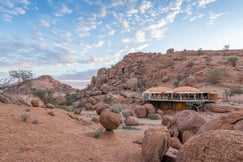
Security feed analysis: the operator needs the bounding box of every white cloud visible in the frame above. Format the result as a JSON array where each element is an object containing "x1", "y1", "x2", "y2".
[
  {"x1": 55, "y1": 5, "x2": 72, "y2": 17},
  {"x1": 76, "y1": 16, "x2": 97, "y2": 37},
  {"x1": 129, "y1": 44, "x2": 149, "y2": 53},
  {"x1": 198, "y1": 0, "x2": 217, "y2": 8},
  {"x1": 135, "y1": 31, "x2": 146, "y2": 42},
  {"x1": 92, "y1": 40, "x2": 104, "y2": 47},
  {"x1": 99, "y1": 6, "x2": 107, "y2": 17},
  {"x1": 139, "y1": 1, "x2": 152, "y2": 14},
  {"x1": 189, "y1": 14, "x2": 204, "y2": 22},
  {"x1": 108, "y1": 29, "x2": 115, "y2": 36},
  {"x1": 122, "y1": 38, "x2": 132, "y2": 43},
  {"x1": 127, "y1": 8, "x2": 138, "y2": 17},
  {"x1": 208, "y1": 12, "x2": 225, "y2": 25},
  {"x1": 150, "y1": 28, "x2": 167, "y2": 40},
  {"x1": 0, "y1": 0, "x2": 30, "y2": 21},
  {"x1": 39, "y1": 19, "x2": 50, "y2": 27}
]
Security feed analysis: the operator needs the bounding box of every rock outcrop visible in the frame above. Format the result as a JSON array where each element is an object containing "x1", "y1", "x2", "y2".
[
  {"x1": 198, "y1": 109, "x2": 243, "y2": 134},
  {"x1": 142, "y1": 127, "x2": 171, "y2": 162},
  {"x1": 169, "y1": 110, "x2": 206, "y2": 143},
  {"x1": 177, "y1": 130, "x2": 243, "y2": 162}
]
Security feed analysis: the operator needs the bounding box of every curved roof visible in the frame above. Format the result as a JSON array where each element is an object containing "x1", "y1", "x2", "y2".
[
  {"x1": 173, "y1": 86, "x2": 201, "y2": 93},
  {"x1": 147, "y1": 87, "x2": 170, "y2": 93}
]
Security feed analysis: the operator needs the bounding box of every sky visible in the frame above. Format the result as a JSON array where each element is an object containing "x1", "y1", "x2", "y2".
[{"x1": 0, "y1": 0, "x2": 243, "y2": 88}]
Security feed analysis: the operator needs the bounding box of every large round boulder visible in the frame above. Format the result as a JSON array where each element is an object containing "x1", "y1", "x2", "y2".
[
  {"x1": 169, "y1": 110, "x2": 206, "y2": 142},
  {"x1": 143, "y1": 103, "x2": 155, "y2": 114},
  {"x1": 94, "y1": 102, "x2": 110, "y2": 115},
  {"x1": 134, "y1": 106, "x2": 147, "y2": 118},
  {"x1": 198, "y1": 109, "x2": 243, "y2": 134},
  {"x1": 125, "y1": 116, "x2": 139, "y2": 126},
  {"x1": 142, "y1": 128, "x2": 170, "y2": 162},
  {"x1": 122, "y1": 109, "x2": 134, "y2": 118},
  {"x1": 177, "y1": 130, "x2": 243, "y2": 162},
  {"x1": 99, "y1": 111, "x2": 121, "y2": 131}
]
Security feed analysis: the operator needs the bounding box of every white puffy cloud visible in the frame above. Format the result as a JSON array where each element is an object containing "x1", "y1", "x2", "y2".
[
  {"x1": 198, "y1": 0, "x2": 217, "y2": 8},
  {"x1": 189, "y1": 14, "x2": 204, "y2": 22},
  {"x1": 139, "y1": 1, "x2": 152, "y2": 14},
  {"x1": 39, "y1": 19, "x2": 50, "y2": 27},
  {"x1": 208, "y1": 12, "x2": 225, "y2": 25},
  {"x1": 135, "y1": 31, "x2": 146, "y2": 42},
  {"x1": 99, "y1": 6, "x2": 107, "y2": 17},
  {"x1": 0, "y1": 0, "x2": 30, "y2": 21},
  {"x1": 129, "y1": 44, "x2": 149, "y2": 53},
  {"x1": 92, "y1": 40, "x2": 104, "y2": 47},
  {"x1": 55, "y1": 4, "x2": 72, "y2": 17}
]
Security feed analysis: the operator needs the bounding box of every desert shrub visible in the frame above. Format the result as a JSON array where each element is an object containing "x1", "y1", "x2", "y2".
[
  {"x1": 103, "y1": 95, "x2": 112, "y2": 104},
  {"x1": 167, "y1": 61, "x2": 174, "y2": 68},
  {"x1": 173, "y1": 79, "x2": 180, "y2": 87},
  {"x1": 227, "y1": 56, "x2": 238, "y2": 67},
  {"x1": 197, "y1": 48, "x2": 203, "y2": 55},
  {"x1": 32, "y1": 89, "x2": 53, "y2": 104},
  {"x1": 94, "y1": 129, "x2": 102, "y2": 139},
  {"x1": 147, "y1": 113, "x2": 158, "y2": 120},
  {"x1": 20, "y1": 114, "x2": 29, "y2": 122},
  {"x1": 110, "y1": 104, "x2": 127, "y2": 113},
  {"x1": 231, "y1": 88, "x2": 243, "y2": 95},
  {"x1": 205, "y1": 69, "x2": 226, "y2": 84},
  {"x1": 137, "y1": 79, "x2": 146, "y2": 91},
  {"x1": 54, "y1": 104, "x2": 72, "y2": 112},
  {"x1": 66, "y1": 94, "x2": 79, "y2": 106},
  {"x1": 25, "y1": 107, "x2": 31, "y2": 112},
  {"x1": 78, "y1": 101, "x2": 86, "y2": 108}
]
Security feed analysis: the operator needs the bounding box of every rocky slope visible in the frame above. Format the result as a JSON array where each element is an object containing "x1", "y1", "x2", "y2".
[
  {"x1": 89, "y1": 49, "x2": 243, "y2": 94},
  {"x1": 4, "y1": 75, "x2": 78, "y2": 95}
]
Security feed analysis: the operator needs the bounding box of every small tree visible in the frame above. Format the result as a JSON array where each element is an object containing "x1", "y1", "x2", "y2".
[
  {"x1": 0, "y1": 77, "x2": 13, "y2": 90},
  {"x1": 9, "y1": 70, "x2": 33, "y2": 85},
  {"x1": 227, "y1": 56, "x2": 238, "y2": 67},
  {"x1": 223, "y1": 45, "x2": 230, "y2": 51},
  {"x1": 205, "y1": 69, "x2": 226, "y2": 84},
  {"x1": 173, "y1": 80, "x2": 180, "y2": 87}
]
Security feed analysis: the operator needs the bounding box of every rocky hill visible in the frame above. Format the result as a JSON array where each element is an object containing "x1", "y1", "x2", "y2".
[
  {"x1": 4, "y1": 75, "x2": 77, "y2": 95},
  {"x1": 89, "y1": 49, "x2": 243, "y2": 95}
]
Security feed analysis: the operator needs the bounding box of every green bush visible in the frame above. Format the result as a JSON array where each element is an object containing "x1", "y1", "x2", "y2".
[
  {"x1": 173, "y1": 80, "x2": 180, "y2": 87},
  {"x1": 110, "y1": 104, "x2": 127, "y2": 113},
  {"x1": 227, "y1": 56, "x2": 238, "y2": 67},
  {"x1": 20, "y1": 114, "x2": 29, "y2": 122},
  {"x1": 54, "y1": 104, "x2": 72, "y2": 112},
  {"x1": 147, "y1": 113, "x2": 159, "y2": 120},
  {"x1": 94, "y1": 129, "x2": 102, "y2": 139},
  {"x1": 32, "y1": 89, "x2": 53, "y2": 104},
  {"x1": 66, "y1": 94, "x2": 79, "y2": 106},
  {"x1": 103, "y1": 95, "x2": 112, "y2": 104},
  {"x1": 205, "y1": 69, "x2": 226, "y2": 84},
  {"x1": 231, "y1": 88, "x2": 243, "y2": 95}
]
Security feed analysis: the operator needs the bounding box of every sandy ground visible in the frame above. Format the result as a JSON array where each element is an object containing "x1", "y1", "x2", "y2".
[
  {"x1": 0, "y1": 103, "x2": 228, "y2": 162},
  {"x1": 0, "y1": 104, "x2": 163, "y2": 162}
]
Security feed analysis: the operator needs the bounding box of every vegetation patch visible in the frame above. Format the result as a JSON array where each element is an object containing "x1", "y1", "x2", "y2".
[
  {"x1": 231, "y1": 88, "x2": 243, "y2": 95},
  {"x1": 103, "y1": 95, "x2": 112, "y2": 104},
  {"x1": 20, "y1": 114, "x2": 29, "y2": 122},
  {"x1": 227, "y1": 56, "x2": 238, "y2": 67},
  {"x1": 205, "y1": 69, "x2": 227, "y2": 84},
  {"x1": 147, "y1": 113, "x2": 159, "y2": 120},
  {"x1": 110, "y1": 104, "x2": 127, "y2": 113},
  {"x1": 93, "y1": 129, "x2": 102, "y2": 139},
  {"x1": 54, "y1": 104, "x2": 72, "y2": 112},
  {"x1": 173, "y1": 79, "x2": 180, "y2": 87}
]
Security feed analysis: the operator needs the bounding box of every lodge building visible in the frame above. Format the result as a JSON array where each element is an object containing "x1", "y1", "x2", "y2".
[{"x1": 141, "y1": 86, "x2": 218, "y2": 111}]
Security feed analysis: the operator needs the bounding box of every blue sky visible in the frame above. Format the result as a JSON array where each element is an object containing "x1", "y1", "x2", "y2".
[{"x1": 0, "y1": 0, "x2": 243, "y2": 88}]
